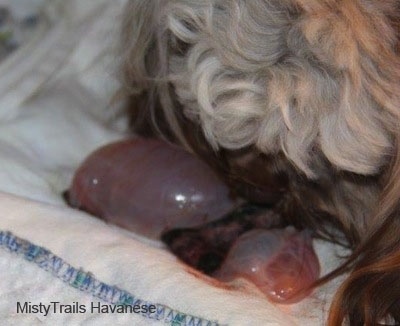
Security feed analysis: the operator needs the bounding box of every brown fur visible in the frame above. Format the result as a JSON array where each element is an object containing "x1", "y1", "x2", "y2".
[{"x1": 120, "y1": 0, "x2": 400, "y2": 324}]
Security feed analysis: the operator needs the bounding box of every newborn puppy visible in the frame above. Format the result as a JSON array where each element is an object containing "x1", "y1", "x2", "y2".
[{"x1": 119, "y1": 1, "x2": 400, "y2": 325}]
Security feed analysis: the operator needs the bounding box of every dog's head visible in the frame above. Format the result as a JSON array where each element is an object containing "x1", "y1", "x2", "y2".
[{"x1": 120, "y1": 0, "x2": 400, "y2": 324}]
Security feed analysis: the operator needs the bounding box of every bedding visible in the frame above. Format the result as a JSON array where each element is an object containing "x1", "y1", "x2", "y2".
[{"x1": 0, "y1": 1, "x2": 346, "y2": 325}]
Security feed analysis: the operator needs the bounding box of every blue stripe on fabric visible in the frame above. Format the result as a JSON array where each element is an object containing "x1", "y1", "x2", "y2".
[{"x1": 0, "y1": 231, "x2": 221, "y2": 326}]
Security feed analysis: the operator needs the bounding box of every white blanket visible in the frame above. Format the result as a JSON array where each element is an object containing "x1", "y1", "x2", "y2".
[{"x1": 0, "y1": 1, "x2": 345, "y2": 325}]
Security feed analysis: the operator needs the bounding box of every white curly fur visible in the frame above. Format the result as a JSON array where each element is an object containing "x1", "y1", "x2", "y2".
[
  {"x1": 120, "y1": 0, "x2": 400, "y2": 179},
  {"x1": 120, "y1": 1, "x2": 400, "y2": 323}
]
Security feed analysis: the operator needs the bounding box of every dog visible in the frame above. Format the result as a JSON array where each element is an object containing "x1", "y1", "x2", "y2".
[{"x1": 119, "y1": 0, "x2": 400, "y2": 324}]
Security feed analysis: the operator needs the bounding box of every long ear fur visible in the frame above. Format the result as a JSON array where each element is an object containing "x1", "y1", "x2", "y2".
[
  {"x1": 306, "y1": 0, "x2": 400, "y2": 324},
  {"x1": 327, "y1": 134, "x2": 400, "y2": 326},
  {"x1": 119, "y1": 0, "x2": 191, "y2": 149}
]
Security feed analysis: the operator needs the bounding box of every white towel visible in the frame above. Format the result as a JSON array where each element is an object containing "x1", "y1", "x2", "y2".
[{"x1": 0, "y1": 1, "x2": 346, "y2": 325}]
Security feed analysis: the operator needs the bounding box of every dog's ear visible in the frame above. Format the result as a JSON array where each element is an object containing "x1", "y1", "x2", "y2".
[
  {"x1": 119, "y1": 0, "x2": 165, "y2": 138},
  {"x1": 273, "y1": 1, "x2": 400, "y2": 324},
  {"x1": 327, "y1": 132, "x2": 400, "y2": 325},
  {"x1": 119, "y1": 0, "x2": 191, "y2": 150},
  {"x1": 322, "y1": 1, "x2": 400, "y2": 323},
  {"x1": 330, "y1": 251, "x2": 400, "y2": 325},
  {"x1": 120, "y1": 1, "x2": 158, "y2": 91}
]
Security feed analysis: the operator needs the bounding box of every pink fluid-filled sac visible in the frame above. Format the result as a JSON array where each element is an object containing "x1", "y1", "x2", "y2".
[
  {"x1": 214, "y1": 228, "x2": 320, "y2": 304},
  {"x1": 67, "y1": 138, "x2": 238, "y2": 238}
]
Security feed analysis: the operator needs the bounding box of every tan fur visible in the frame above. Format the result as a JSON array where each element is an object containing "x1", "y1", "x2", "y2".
[{"x1": 120, "y1": 0, "x2": 400, "y2": 324}]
